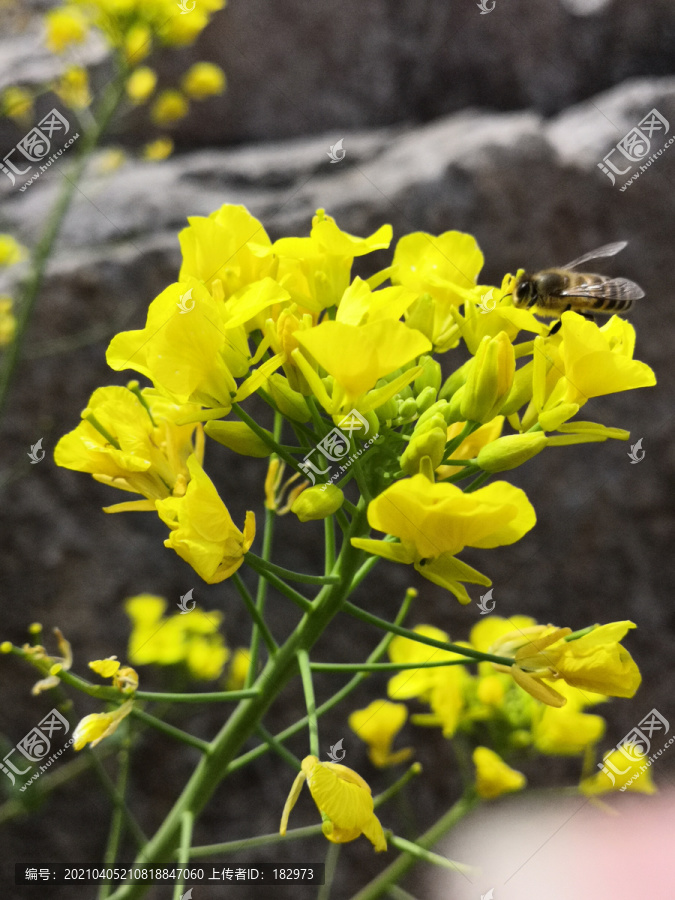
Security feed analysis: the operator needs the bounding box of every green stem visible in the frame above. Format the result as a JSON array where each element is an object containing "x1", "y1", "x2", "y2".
[
  {"x1": 343, "y1": 602, "x2": 514, "y2": 667},
  {"x1": 98, "y1": 735, "x2": 132, "y2": 900},
  {"x1": 443, "y1": 421, "x2": 480, "y2": 458},
  {"x1": 297, "y1": 649, "x2": 319, "y2": 757},
  {"x1": 245, "y1": 552, "x2": 340, "y2": 585},
  {"x1": 310, "y1": 659, "x2": 470, "y2": 673},
  {"x1": 373, "y1": 763, "x2": 422, "y2": 809},
  {"x1": 244, "y1": 554, "x2": 314, "y2": 612},
  {"x1": 134, "y1": 689, "x2": 259, "y2": 703},
  {"x1": 350, "y1": 792, "x2": 479, "y2": 900},
  {"x1": 463, "y1": 471, "x2": 492, "y2": 493},
  {"x1": 385, "y1": 833, "x2": 471, "y2": 875},
  {"x1": 231, "y1": 403, "x2": 298, "y2": 470},
  {"x1": 107, "y1": 512, "x2": 368, "y2": 900},
  {"x1": 232, "y1": 572, "x2": 278, "y2": 656},
  {"x1": 324, "y1": 515, "x2": 336, "y2": 573},
  {"x1": 223, "y1": 588, "x2": 414, "y2": 777},
  {"x1": 0, "y1": 77, "x2": 125, "y2": 421},
  {"x1": 130, "y1": 708, "x2": 210, "y2": 754},
  {"x1": 172, "y1": 811, "x2": 194, "y2": 900},
  {"x1": 318, "y1": 842, "x2": 341, "y2": 900},
  {"x1": 255, "y1": 724, "x2": 302, "y2": 772}
]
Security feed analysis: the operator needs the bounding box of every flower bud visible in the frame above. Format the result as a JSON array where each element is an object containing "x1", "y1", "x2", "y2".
[
  {"x1": 476, "y1": 433, "x2": 547, "y2": 472},
  {"x1": 205, "y1": 420, "x2": 273, "y2": 457},
  {"x1": 400, "y1": 426, "x2": 447, "y2": 475},
  {"x1": 291, "y1": 484, "x2": 344, "y2": 522},
  {"x1": 415, "y1": 385, "x2": 438, "y2": 415},
  {"x1": 416, "y1": 399, "x2": 451, "y2": 429},
  {"x1": 267, "y1": 374, "x2": 311, "y2": 422},
  {"x1": 500, "y1": 360, "x2": 535, "y2": 417},
  {"x1": 414, "y1": 356, "x2": 442, "y2": 394},
  {"x1": 405, "y1": 293, "x2": 435, "y2": 342},
  {"x1": 397, "y1": 397, "x2": 418, "y2": 421},
  {"x1": 460, "y1": 332, "x2": 515, "y2": 423}
]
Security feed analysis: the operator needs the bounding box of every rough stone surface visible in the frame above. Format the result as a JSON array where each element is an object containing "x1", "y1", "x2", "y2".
[{"x1": 1, "y1": 75, "x2": 674, "y2": 899}]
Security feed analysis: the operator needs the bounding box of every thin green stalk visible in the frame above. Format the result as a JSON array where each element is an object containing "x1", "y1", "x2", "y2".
[
  {"x1": 373, "y1": 763, "x2": 422, "y2": 810},
  {"x1": 107, "y1": 511, "x2": 369, "y2": 900},
  {"x1": 441, "y1": 464, "x2": 480, "y2": 484},
  {"x1": 247, "y1": 419, "x2": 278, "y2": 688},
  {"x1": 135, "y1": 689, "x2": 259, "y2": 703},
  {"x1": 244, "y1": 554, "x2": 314, "y2": 612},
  {"x1": 190, "y1": 824, "x2": 324, "y2": 857},
  {"x1": 463, "y1": 471, "x2": 492, "y2": 493},
  {"x1": 350, "y1": 792, "x2": 479, "y2": 900},
  {"x1": 98, "y1": 735, "x2": 132, "y2": 900},
  {"x1": 232, "y1": 572, "x2": 278, "y2": 656},
  {"x1": 343, "y1": 602, "x2": 515, "y2": 667},
  {"x1": 224, "y1": 588, "x2": 415, "y2": 777},
  {"x1": 245, "y1": 552, "x2": 340, "y2": 585},
  {"x1": 0, "y1": 77, "x2": 126, "y2": 421},
  {"x1": 318, "y1": 842, "x2": 341, "y2": 900},
  {"x1": 172, "y1": 811, "x2": 194, "y2": 900},
  {"x1": 385, "y1": 886, "x2": 418, "y2": 900},
  {"x1": 324, "y1": 515, "x2": 336, "y2": 573},
  {"x1": 231, "y1": 403, "x2": 298, "y2": 470},
  {"x1": 297, "y1": 649, "x2": 319, "y2": 757},
  {"x1": 443, "y1": 421, "x2": 480, "y2": 458},
  {"x1": 310, "y1": 659, "x2": 469, "y2": 673},
  {"x1": 130, "y1": 708, "x2": 210, "y2": 754},
  {"x1": 255, "y1": 724, "x2": 302, "y2": 772},
  {"x1": 385, "y1": 833, "x2": 471, "y2": 875}
]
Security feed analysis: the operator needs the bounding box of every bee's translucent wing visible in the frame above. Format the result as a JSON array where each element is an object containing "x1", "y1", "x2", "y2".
[
  {"x1": 560, "y1": 278, "x2": 645, "y2": 301},
  {"x1": 563, "y1": 241, "x2": 628, "y2": 270}
]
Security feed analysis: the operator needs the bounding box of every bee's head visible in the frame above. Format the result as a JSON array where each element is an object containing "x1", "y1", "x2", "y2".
[{"x1": 513, "y1": 275, "x2": 537, "y2": 308}]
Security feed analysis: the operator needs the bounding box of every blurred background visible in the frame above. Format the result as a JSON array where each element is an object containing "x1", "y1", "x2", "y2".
[{"x1": 1, "y1": 0, "x2": 674, "y2": 897}]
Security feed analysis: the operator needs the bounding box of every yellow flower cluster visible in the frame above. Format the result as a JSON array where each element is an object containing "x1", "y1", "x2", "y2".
[
  {"x1": 347, "y1": 616, "x2": 642, "y2": 798},
  {"x1": 0, "y1": 234, "x2": 28, "y2": 347},
  {"x1": 54, "y1": 206, "x2": 655, "y2": 603},
  {"x1": 125, "y1": 594, "x2": 230, "y2": 680}
]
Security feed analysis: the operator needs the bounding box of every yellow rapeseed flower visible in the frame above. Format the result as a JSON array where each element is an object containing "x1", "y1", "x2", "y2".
[
  {"x1": 348, "y1": 701, "x2": 413, "y2": 768},
  {"x1": 352, "y1": 475, "x2": 536, "y2": 603},
  {"x1": 156, "y1": 456, "x2": 255, "y2": 583},
  {"x1": 143, "y1": 137, "x2": 174, "y2": 160},
  {"x1": 151, "y1": 89, "x2": 189, "y2": 125},
  {"x1": 580, "y1": 747, "x2": 656, "y2": 795},
  {"x1": 2, "y1": 86, "x2": 33, "y2": 124},
  {"x1": 473, "y1": 746, "x2": 526, "y2": 799},
  {"x1": 0, "y1": 297, "x2": 16, "y2": 346},
  {"x1": 53, "y1": 66, "x2": 91, "y2": 110},
  {"x1": 126, "y1": 67, "x2": 157, "y2": 103},
  {"x1": 54, "y1": 385, "x2": 204, "y2": 512},
  {"x1": 0, "y1": 234, "x2": 27, "y2": 267},
  {"x1": 45, "y1": 7, "x2": 88, "y2": 54},
  {"x1": 491, "y1": 621, "x2": 642, "y2": 707},
  {"x1": 73, "y1": 700, "x2": 134, "y2": 750},
  {"x1": 182, "y1": 62, "x2": 226, "y2": 99},
  {"x1": 280, "y1": 755, "x2": 387, "y2": 851}
]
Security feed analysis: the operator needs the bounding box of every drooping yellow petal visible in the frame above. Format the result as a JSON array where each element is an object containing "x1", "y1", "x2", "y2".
[{"x1": 473, "y1": 746, "x2": 526, "y2": 799}]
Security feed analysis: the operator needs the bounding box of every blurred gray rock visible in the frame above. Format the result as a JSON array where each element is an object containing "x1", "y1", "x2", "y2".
[{"x1": 2, "y1": 0, "x2": 675, "y2": 149}]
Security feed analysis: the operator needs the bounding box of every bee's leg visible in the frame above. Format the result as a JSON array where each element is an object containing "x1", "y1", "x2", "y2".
[{"x1": 549, "y1": 317, "x2": 564, "y2": 335}]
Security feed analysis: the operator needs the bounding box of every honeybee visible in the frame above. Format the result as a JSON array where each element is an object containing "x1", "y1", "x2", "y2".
[{"x1": 512, "y1": 241, "x2": 644, "y2": 332}]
